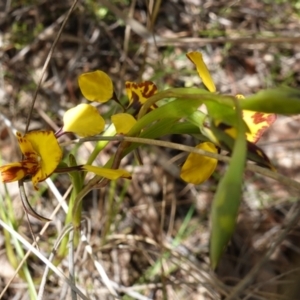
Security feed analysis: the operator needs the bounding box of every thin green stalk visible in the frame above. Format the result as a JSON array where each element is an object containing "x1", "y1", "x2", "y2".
[
  {"x1": 57, "y1": 155, "x2": 83, "y2": 260},
  {"x1": 101, "y1": 180, "x2": 117, "y2": 244},
  {"x1": 86, "y1": 124, "x2": 116, "y2": 166},
  {"x1": 72, "y1": 135, "x2": 300, "y2": 191}
]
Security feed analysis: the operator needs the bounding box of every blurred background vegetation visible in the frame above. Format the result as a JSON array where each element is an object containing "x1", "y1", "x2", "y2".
[{"x1": 1, "y1": 0, "x2": 300, "y2": 299}]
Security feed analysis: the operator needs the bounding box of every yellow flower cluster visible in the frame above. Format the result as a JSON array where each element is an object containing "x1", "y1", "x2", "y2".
[
  {"x1": 180, "y1": 52, "x2": 276, "y2": 184},
  {"x1": 0, "y1": 70, "x2": 131, "y2": 189},
  {"x1": 0, "y1": 52, "x2": 276, "y2": 190}
]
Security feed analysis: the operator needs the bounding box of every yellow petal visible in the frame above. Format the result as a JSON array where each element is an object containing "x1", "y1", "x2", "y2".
[
  {"x1": 236, "y1": 94, "x2": 276, "y2": 143},
  {"x1": 243, "y1": 111, "x2": 276, "y2": 143},
  {"x1": 63, "y1": 103, "x2": 105, "y2": 137},
  {"x1": 0, "y1": 162, "x2": 26, "y2": 182},
  {"x1": 235, "y1": 94, "x2": 245, "y2": 100},
  {"x1": 78, "y1": 70, "x2": 113, "y2": 102},
  {"x1": 24, "y1": 131, "x2": 62, "y2": 186},
  {"x1": 111, "y1": 113, "x2": 137, "y2": 134},
  {"x1": 126, "y1": 81, "x2": 157, "y2": 112},
  {"x1": 16, "y1": 132, "x2": 38, "y2": 161},
  {"x1": 180, "y1": 142, "x2": 218, "y2": 184},
  {"x1": 186, "y1": 52, "x2": 216, "y2": 93},
  {"x1": 83, "y1": 165, "x2": 131, "y2": 180}
]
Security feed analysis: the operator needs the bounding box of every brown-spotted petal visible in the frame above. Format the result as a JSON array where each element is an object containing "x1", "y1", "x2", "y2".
[
  {"x1": 24, "y1": 131, "x2": 62, "y2": 187},
  {"x1": 236, "y1": 94, "x2": 277, "y2": 143},
  {"x1": 126, "y1": 81, "x2": 157, "y2": 112},
  {"x1": 0, "y1": 162, "x2": 27, "y2": 182}
]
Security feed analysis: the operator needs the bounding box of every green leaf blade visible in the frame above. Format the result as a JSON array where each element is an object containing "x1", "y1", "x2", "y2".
[
  {"x1": 240, "y1": 87, "x2": 300, "y2": 114},
  {"x1": 210, "y1": 101, "x2": 247, "y2": 269}
]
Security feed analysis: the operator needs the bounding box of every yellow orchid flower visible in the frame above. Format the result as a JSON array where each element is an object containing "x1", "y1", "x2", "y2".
[
  {"x1": 63, "y1": 103, "x2": 105, "y2": 137},
  {"x1": 186, "y1": 51, "x2": 276, "y2": 142},
  {"x1": 180, "y1": 52, "x2": 276, "y2": 185},
  {"x1": 0, "y1": 131, "x2": 62, "y2": 189},
  {"x1": 78, "y1": 70, "x2": 113, "y2": 102}
]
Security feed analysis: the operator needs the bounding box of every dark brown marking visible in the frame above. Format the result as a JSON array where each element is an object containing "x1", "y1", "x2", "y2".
[{"x1": 251, "y1": 113, "x2": 276, "y2": 125}]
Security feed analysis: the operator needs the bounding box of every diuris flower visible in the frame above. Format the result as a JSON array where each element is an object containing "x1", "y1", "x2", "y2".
[
  {"x1": 0, "y1": 131, "x2": 62, "y2": 189},
  {"x1": 77, "y1": 70, "x2": 157, "y2": 135},
  {"x1": 180, "y1": 51, "x2": 276, "y2": 185},
  {"x1": 186, "y1": 51, "x2": 276, "y2": 143}
]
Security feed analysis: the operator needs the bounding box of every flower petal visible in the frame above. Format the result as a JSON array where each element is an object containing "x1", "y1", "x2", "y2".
[
  {"x1": 0, "y1": 162, "x2": 26, "y2": 182},
  {"x1": 16, "y1": 132, "x2": 38, "y2": 161},
  {"x1": 243, "y1": 111, "x2": 276, "y2": 143},
  {"x1": 236, "y1": 94, "x2": 276, "y2": 143},
  {"x1": 24, "y1": 131, "x2": 62, "y2": 186},
  {"x1": 180, "y1": 142, "x2": 218, "y2": 184},
  {"x1": 78, "y1": 70, "x2": 113, "y2": 102},
  {"x1": 186, "y1": 52, "x2": 216, "y2": 93},
  {"x1": 111, "y1": 113, "x2": 137, "y2": 134},
  {"x1": 126, "y1": 81, "x2": 157, "y2": 112},
  {"x1": 63, "y1": 103, "x2": 105, "y2": 137},
  {"x1": 83, "y1": 165, "x2": 131, "y2": 180}
]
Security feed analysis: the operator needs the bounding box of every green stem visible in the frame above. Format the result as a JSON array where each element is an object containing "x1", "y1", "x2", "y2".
[
  {"x1": 86, "y1": 124, "x2": 116, "y2": 165},
  {"x1": 137, "y1": 87, "x2": 233, "y2": 119},
  {"x1": 68, "y1": 135, "x2": 300, "y2": 191}
]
